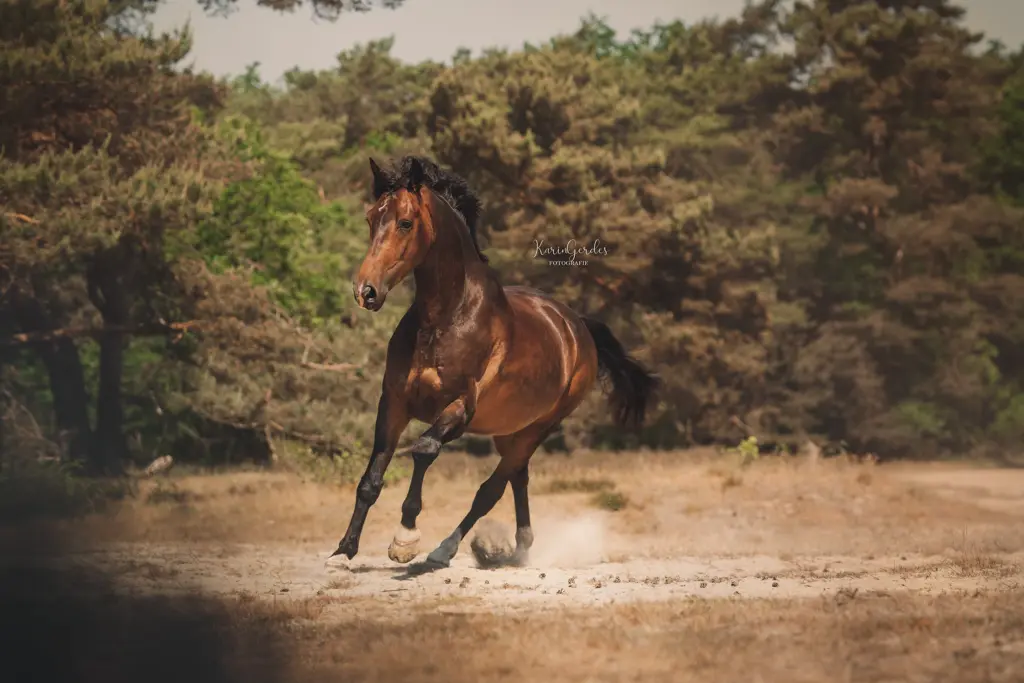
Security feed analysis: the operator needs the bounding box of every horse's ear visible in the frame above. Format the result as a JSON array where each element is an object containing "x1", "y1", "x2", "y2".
[
  {"x1": 407, "y1": 157, "x2": 425, "y2": 191},
  {"x1": 369, "y1": 157, "x2": 388, "y2": 198}
]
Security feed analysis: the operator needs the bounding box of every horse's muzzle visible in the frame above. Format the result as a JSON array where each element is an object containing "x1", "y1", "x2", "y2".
[{"x1": 354, "y1": 281, "x2": 386, "y2": 311}]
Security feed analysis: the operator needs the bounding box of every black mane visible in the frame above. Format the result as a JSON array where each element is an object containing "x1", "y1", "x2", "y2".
[{"x1": 372, "y1": 155, "x2": 488, "y2": 263}]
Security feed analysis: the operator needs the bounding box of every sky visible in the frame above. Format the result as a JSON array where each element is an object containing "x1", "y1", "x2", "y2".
[{"x1": 150, "y1": 0, "x2": 1024, "y2": 84}]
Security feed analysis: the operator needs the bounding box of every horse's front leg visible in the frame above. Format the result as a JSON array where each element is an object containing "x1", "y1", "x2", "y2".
[
  {"x1": 387, "y1": 392, "x2": 475, "y2": 564},
  {"x1": 332, "y1": 391, "x2": 409, "y2": 560}
]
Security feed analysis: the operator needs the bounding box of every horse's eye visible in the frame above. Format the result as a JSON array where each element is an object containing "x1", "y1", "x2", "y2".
[{"x1": 397, "y1": 219, "x2": 413, "y2": 231}]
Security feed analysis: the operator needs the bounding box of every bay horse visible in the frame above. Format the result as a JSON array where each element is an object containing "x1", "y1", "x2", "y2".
[{"x1": 331, "y1": 155, "x2": 658, "y2": 568}]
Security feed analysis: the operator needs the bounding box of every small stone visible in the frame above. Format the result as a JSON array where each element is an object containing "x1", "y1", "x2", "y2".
[{"x1": 772, "y1": 581, "x2": 779, "y2": 588}]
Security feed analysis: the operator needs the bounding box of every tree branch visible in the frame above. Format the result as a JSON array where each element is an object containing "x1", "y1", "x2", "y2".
[
  {"x1": 0, "y1": 321, "x2": 201, "y2": 347},
  {"x1": 300, "y1": 361, "x2": 360, "y2": 372},
  {"x1": 4, "y1": 212, "x2": 39, "y2": 224}
]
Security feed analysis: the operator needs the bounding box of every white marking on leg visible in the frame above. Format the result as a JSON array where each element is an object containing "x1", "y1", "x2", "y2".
[{"x1": 392, "y1": 526, "x2": 420, "y2": 546}]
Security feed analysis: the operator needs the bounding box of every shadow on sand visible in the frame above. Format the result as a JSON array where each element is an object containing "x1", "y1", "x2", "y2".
[{"x1": 0, "y1": 529, "x2": 292, "y2": 683}]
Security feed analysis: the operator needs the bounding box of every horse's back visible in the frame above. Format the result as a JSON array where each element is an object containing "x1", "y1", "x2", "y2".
[{"x1": 502, "y1": 285, "x2": 587, "y2": 330}]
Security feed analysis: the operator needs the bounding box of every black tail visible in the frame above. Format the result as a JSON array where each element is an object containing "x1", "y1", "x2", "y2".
[{"x1": 583, "y1": 317, "x2": 659, "y2": 431}]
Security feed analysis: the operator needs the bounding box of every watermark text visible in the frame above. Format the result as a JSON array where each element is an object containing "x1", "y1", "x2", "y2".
[{"x1": 532, "y1": 238, "x2": 610, "y2": 267}]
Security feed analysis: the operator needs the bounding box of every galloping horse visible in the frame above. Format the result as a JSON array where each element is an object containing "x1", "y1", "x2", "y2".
[{"x1": 331, "y1": 156, "x2": 658, "y2": 568}]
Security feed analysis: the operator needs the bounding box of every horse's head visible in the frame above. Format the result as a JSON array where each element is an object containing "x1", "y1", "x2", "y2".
[{"x1": 353, "y1": 157, "x2": 434, "y2": 312}]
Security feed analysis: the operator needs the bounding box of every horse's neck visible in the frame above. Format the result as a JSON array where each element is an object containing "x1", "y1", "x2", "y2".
[{"x1": 413, "y1": 214, "x2": 478, "y2": 328}]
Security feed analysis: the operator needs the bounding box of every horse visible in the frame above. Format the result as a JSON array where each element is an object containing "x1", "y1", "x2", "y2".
[{"x1": 331, "y1": 155, "x2": 658, "y2": 568}]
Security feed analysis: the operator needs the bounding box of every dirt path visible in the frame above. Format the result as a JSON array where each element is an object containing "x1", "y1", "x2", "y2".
[
  {"x1": 15, "y1": 457, "x2": 1024, "y2": 618},
  {"x1": 45, "y1": 541, "x2": 1024, "y2": 614},
  {"x1": 7, "y1": 455, "x2": 1024, "y2": 682}
]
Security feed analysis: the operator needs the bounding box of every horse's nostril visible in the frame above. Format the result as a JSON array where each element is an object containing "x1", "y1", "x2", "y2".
[{"x1": 361, "y1": 284, "x2": 377, "y2": 302}]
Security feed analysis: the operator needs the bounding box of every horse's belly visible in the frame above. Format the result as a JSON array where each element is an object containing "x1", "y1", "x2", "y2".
[
  {"x1": 466, "y1": 363, "x2": 567, "y2": 435},
  {"x1": 467, "y1": 395, "x2": 552, "y2": 436}
]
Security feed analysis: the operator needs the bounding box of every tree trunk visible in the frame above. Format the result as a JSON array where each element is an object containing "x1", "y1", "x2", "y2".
[
  {"x1": 9, "y1": 295, "x2": 94, "y2": 465},
  {"x1": 87, "y1": 265, "x2": 129, "y2": 476},
  {"x1": 0, "y1": 361, "x2": 7, "y2": 461},
  {"x1": 39, "y1": 339, "x2": 94, "y2": 465},
  {"x1": 92, "y1": 331, "x2": 127, "y2": 475}
]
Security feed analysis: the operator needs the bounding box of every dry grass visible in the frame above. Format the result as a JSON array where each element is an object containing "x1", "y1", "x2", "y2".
[
  {"x1": 19, "y1": 576, "x2": 1013, "y2": 683},
  {"x1": 322, "y1": 577, "x2": 354, "y2": 591},
  {"x1": 543, "y1": 477, "x2": 617, "y2": 493},
  {"x1": 5, "y1": 449, "x2": 1024, "y2": 682},
  {"x1": 948, "y1": 529, "x2": 1017, "y2": 578},
  {"x1": 591, "y1": 490, "x2": 629, "y2": 511},
  {"x1": 10, "y1": 584, "x2": 1023, "y2": 683},
  {"x1": 231, "y1": 590, "x2": 343, "y2": 623},
  {"x1": 53, "y1": 449, "x2": 1024, "y2": 563},
  {"x1": 268, "y1": 590, "x2": 1024, "y2": 683}
]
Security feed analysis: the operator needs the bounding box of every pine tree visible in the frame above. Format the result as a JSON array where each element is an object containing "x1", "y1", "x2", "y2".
[
  {"x1": 767, "y1": 0, "x2": 1024, "y2": 453},
  {"x1": 1, "y1": 0, "x2": 224, "y2": 473}
]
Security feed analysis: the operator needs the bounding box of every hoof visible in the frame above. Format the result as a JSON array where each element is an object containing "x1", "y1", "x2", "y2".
[
  {"x1": 470, "y1": 519, "x2": 515, "y2": 568},
  {"x1": 425, "y1": 531, "x2": 462, "y2": 568},
  {"x1": 515, "y1": 526, "x2": 534, "y2": 551},
  {"x1": 511, "y1": 547, "x2": 530, "y2": 567},
  {"x1": 332, "y1": 537, "x2": 358, "y2": 560},
  {"x1": 511, "y1": 526, "x2": 533, "y2": 567},
  {"x1": 425, "y1": 547, "x2": 452, "y2": 568},
  {"x1": 387, "y1": 527, "x2": 421, "y2": 564}
]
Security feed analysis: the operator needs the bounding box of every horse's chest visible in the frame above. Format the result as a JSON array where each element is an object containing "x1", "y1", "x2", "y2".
[
  {"x1": 407, "y1": 365, "x2": 443, "y2": 397},
  {"x1": 405, "y1": 362, "x2": 448, "y2": 423},
  {"x1": 403, "y1": 327, "x2": 483, "y2": 419},
  {"x1": 405, "y1": 329, "x2": 449, "y2": 402}
]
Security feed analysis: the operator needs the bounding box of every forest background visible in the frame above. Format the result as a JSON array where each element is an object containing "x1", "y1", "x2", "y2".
[{"x1": 2, "y1": 0, "x2": 1023, "y2": 506}]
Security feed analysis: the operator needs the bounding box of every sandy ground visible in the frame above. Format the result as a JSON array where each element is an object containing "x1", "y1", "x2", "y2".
[{"x1": 4, "y1": 449, "x2": 1024, "y2": 682}]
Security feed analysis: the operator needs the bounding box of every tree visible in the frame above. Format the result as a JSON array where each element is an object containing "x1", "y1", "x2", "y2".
[
  {"x1": 763, "y1": 0, "x2": 1024, "y2": 454},
  {"x1": 5, "y1": 0, "x2": 1023, "y2": 475},
  {"x1": 196, "y1": 0, "x2": 406, "y2": 20},
  {"x1": 1, "y1": 0, "x2": 224, "y2": 473},
  {"x1": 426, "y1": 17, "x2": 783, "y2": 446},
  {"x1": 981, "y1": 60, "x2": 1024, "y2": 204},
  {"x1": 192, "y1": 116, "x2": 359, "y2": 326}
]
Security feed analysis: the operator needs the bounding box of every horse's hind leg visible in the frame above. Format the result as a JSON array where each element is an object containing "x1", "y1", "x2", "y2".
[
  {"x1": 510, "y1": 466, "x2": 532, "y2": 565},
  {"x1": 425, "y1": 456, "x2": 513, "y2": 567},
  {"x1": 425, "y1": 422, "x2": 552, "y2": 568},
  {"x1": 504, "y1": 366, "x2": 596, "y2": 565},
  {"x1": 495, "y1": 427, "x2": 555, "y2": 566}
]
